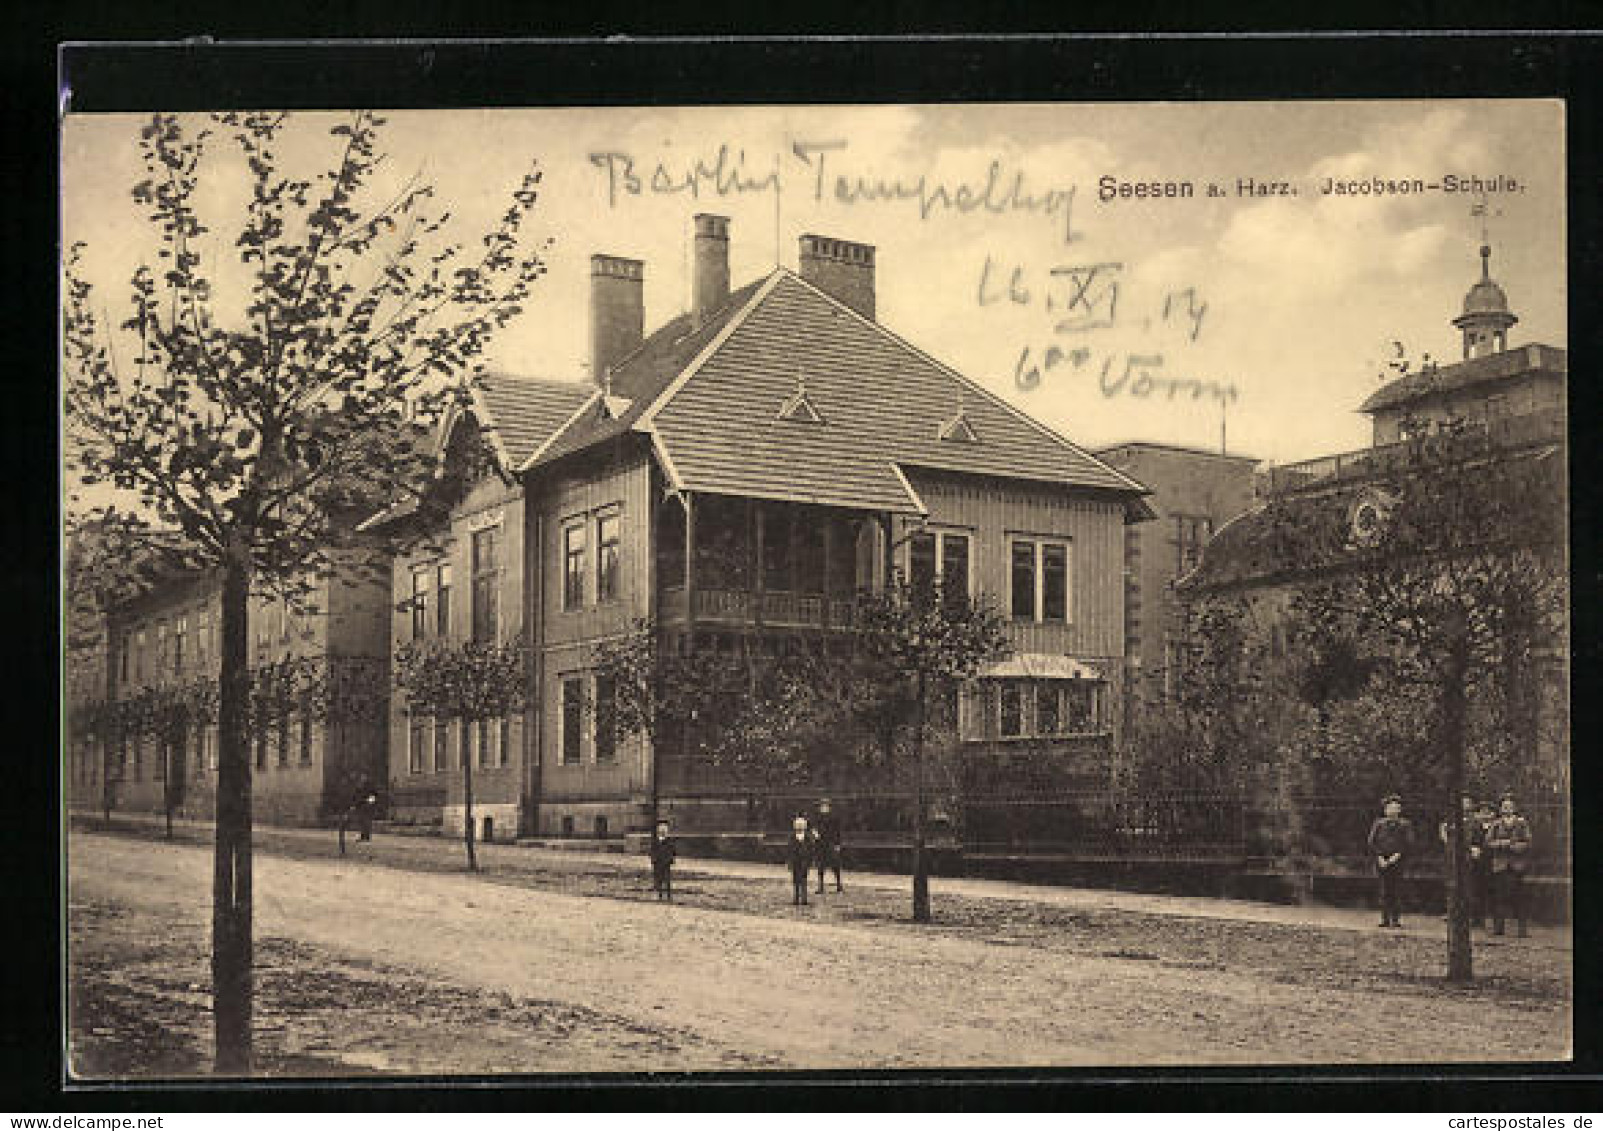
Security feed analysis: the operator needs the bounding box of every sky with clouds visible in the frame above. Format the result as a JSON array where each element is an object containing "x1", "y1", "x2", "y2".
[{"x1": 62, "y1": 99, "x2": 1564, "y2": 472}]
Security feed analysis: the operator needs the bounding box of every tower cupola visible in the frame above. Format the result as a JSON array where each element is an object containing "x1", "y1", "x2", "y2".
[{"x1": 1451, "y1": 240, "x2": 1517, "y2": 359}]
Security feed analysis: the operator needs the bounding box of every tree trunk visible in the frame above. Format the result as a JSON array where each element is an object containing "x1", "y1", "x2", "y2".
[
  {"x1": 462, "y1": 723, "x2": 478, "y2": 872},
  {"x1": 912, "y1": 671, "x2": 931, "y2": 923},
  {"x1": 212, "y1": 541, "x2": 254, "y2": 1074},
  {"x1": 1444, "y1": 632, "x2": 1473, "y2": 984}
]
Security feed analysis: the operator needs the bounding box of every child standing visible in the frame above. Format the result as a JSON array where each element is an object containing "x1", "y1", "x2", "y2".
[
  {"x1": 1366, "y1": 793, "x2": 1414, "y2": 928},
  {"x1": 649, "y1": 818, "x2": 677, "y2": 902},
  {"x1": 786, "y1": 816, "x2": 816, "y2": 906}
]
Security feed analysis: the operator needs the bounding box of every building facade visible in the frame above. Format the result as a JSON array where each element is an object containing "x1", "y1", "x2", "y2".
[
  {"x1": 378, "y1": 214, "x2": 1154, "y2": 841},
  {"x1": 75, "y1": 553, "x2": 392, "y2": 827},
  {"x1": 1093, "y1": 443, "x2": 1260, "y2": 729}
]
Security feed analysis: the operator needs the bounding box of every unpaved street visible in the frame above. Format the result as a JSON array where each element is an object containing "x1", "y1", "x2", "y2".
[{"x1": 66, "y1": 830, "x2": 1571, "y2": 1075}]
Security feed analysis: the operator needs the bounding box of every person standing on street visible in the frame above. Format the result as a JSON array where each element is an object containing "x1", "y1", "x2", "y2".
[
  {"x1": 786, "y1": 815, "x2": 816, "y2": 906},
  {"x1": 1486, "y1": 793, "x2": 1533, "y2": 937},
  {"x1": 648, "y1": 818, "x2": 677, "y2": 902},
  {"x1": 1472, "y1": 798, "x2": 1497, "y2": 930},
  {"x1": 1439, "y1": 793, "x2": 1485, "y2": 927},
  {"x1": 357, "y1": 778, "x2": 377, "y2": 842},
  {"x1": 813, "y1": 797, "x2": 844, "y2": 894},
  {"x1": 1367, "y1": 793, "x2": 1414, "y2": 928}
]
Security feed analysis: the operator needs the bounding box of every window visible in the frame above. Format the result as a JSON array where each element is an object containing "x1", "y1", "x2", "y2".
[
  {"x1": 472, "y1": 527, "x2": 501, "y2": 642},
  {"x1": 941, "y1": 534, "x2": 971, "y2": 599},
  {"x1": 1036, "y1": 682, "x2": 1060, "y2": 734},
  {"x1": 155, "y1": 622, "x2": 168, "y2": 681},
  {"x1": 207, "y1": 726, "x2": 219, "y2": 771},
  {"x1": 173, "y1": 615, "x2": 187, "y2": 675},
  {"x1": 436, "y1": 562, "x2": 452, "y2": 637},
  {"x1": 1174, "y1": 515, "x2": 1213, "y2": 575},
  {"x1": 118, "y1": 634, "x2": 130, "y2": 683},
  {"x1": 196, "y1": 608, "x2": 210, "y2": 669},
  {"x1": 1000, "y1": 683, "x2": 1023, "y2": 738},
  {"x1": 499, "y1": 717, "x2": 512, "y2": 768},
  {"x1": 279, "y1": 596, "x2": 292, "y2": 641},
  {"x1": 563, "y1": 522, "x2": 586, "y2": 611},
  {"x1": 596, "y1": 511, "x2": 621, "y2": 603},
  {"x1": 434, "y1": 719, "x2": 451, "y2": 773},
  {"x1": 910, "y1": 530, "x2": 970, "y2": 601},
  {"x1": 1063, "y1": 681, "x2": 1099, "y2": 732},
  {"x1": 909, "y1": 532, "x2": 937, "y2": 592},
  {"x1": 594, "y1": 675, "x2": 617, "y2": 764},
  {"x1": 409, "y1": 717, "x2": 426, "y2": 773},
  {"x1": 1042, "y1": 543, "x2": 1068, "y2": 621},
  {"x1": 411, "y1": 568, "x2": 431, "y2": 639},
  {"x1": 478, "y1": 718, "x2": 493, "y2": 768},
  {"x1": 277, "y1": 714, "x2": 290, "y2": 766},
  {"x1": 288, "y1": 714, "x2": 303, "y2": 765},
  {"x1": 1011, "y1": 538, "x2": 1071, "y2": 622},
  {"x1": 561, "y1": 677, "x2": 584, "y2": 764}
]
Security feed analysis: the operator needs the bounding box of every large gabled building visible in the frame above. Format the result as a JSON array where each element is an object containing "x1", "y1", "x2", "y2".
[{"x1": 378, "y1": 214, "x2": 1155, "y2": 842}]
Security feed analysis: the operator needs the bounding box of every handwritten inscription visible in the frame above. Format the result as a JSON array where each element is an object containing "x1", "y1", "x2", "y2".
[
  {"x1": 590, "y1": 141, "x2": 1079, "y2": 243},
  {"x1": 1014, "y1": 347, "x2": 1238, "y2": 407}
]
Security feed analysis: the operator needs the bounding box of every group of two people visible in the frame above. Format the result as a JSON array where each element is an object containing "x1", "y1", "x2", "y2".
[
  {"x1": 645, "y1": 798, "x2": 846, "y2": 905},
  {"x1": 1366, "y1": 792, "x2": 1533, "y2": 935}
]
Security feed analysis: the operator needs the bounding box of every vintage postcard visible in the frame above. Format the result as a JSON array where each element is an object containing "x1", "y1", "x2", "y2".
[{"x1": 61, "y1": 98, "x2": 1569, "y2": 1078}]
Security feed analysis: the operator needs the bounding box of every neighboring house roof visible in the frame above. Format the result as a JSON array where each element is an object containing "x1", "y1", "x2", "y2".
[
  {"x1": 531, "y1": 267, "x2": 1148, "y2": 517},
  {"x1": 1359, "y1": 343, "x2": 1567, "y2": 415}
]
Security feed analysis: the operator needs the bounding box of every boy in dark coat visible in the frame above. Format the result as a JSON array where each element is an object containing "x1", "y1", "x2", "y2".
[
  {"x1": 648, "y1": 818, "x2": 677, "y2": 902},
  {"x1": 1439, "y1": 794, "x2": 1487, "y2": 928},
  {"x1": 1367, "y1": 793, "x2": 1414, "y2": 928},
  {"x1": 1485, "y1": 794, "x2": 1533, "y2": 937},
  {"x1": 786, "y1": 816, "x2": 816, "y2": 906},
  {"x1": 813, "y1": 798, "x2": 844, "y2": 894}
]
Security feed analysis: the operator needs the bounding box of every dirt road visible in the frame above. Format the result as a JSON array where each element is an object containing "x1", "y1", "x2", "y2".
[{"x1": 66, "y1": 831, "x2": 1571, "y2": 1074}]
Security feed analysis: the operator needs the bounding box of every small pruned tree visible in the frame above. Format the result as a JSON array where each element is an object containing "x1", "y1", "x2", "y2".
[
  {"x1": 394, "y1": 637, "x2": 528, "y2": 871},
  {"x1": 854, "y1": 575, "x2": 1012, "y2": 923},
  {"x1": 63, "y1": 109, "x2": 553, "y2": 1073}
]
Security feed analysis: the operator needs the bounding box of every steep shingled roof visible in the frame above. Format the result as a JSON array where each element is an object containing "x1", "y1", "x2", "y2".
[
  {"x1": 1359, "y1": 344, "x2": 1566, "y2": 415},
  {"x1": 473, "y1": 371, "x2": 594, "y2": 468},
  {"x1": 639, "y1": 270, "x2": 1147, "y2": 513},
  {"x1": 521, "y1": 278, "x2": 768, "y2": 471}
]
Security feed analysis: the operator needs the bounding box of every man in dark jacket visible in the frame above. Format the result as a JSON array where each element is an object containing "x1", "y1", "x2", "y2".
[
  {"x1": 1367, "y1": 793, "x2": 1414, "y2": 928},
  {"x1": 648, "y1": 818, "x2": 677, "y2": 901},
  {"x1": 786, "y1": 816, "x2": 816, "y2": 906},
  {"x1": 813, "y1": 798, "x2": 844, "y2": 894},
  {"x1": 1439, "y1": 794, "x2": 1488, "y2": 928},
  {"x1": 1485, "y1": 794, "x2": 1533, "y2": 937}
]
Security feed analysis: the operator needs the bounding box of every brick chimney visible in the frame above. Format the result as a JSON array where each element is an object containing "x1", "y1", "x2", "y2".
[
  {"x1": 692, "y1": 213, "x2": 731, "y2": 330},
  {"x1": 590, "y1": 254, "x2": 644, "y2": 391},
  {"x1": 798, "y1": 233, "x2": 875, "y2": 320}
]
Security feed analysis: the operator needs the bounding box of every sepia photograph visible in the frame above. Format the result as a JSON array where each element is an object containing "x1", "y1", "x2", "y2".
[{"x1": 60, "y1": 93, "x2": 1571, "y2": 1079}]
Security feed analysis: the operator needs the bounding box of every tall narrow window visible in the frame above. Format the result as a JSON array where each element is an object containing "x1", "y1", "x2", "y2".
[
  {"x1": 118, "y1": 633, "x2": 130, "y2": 684},
  {"x1": 411, "y1": 567, "x2": 431, "y2": 639},
  {"x1": 1042, "y1": 543, "x2": 1069, "y2": 622},
  {"x1": 596, "y1": 511, "x2": 621, "y2": 603},
  {"x1": 196, "y1": 608, "x2": 210, "y2": 669},
  {"x1": 472, "y1": 527, "x2": 501, "y2": 642},
  {"x1": 941, "y1": 533, "x2": 971, "y2": 600},
  {"x1": 1010, "y1": 542, "x2": 1037, "y2": 619},
  {"x1": 155, "y1": 622, "x2": 168, "y2": 681},
  {"x1": 594, "y1": 675, "x2": 617, "y2": 764},
  {"x1": 409, "y1": 717, "x2": 426, "y2": 773},
  {"x1": 1000, "y1": 682, "x2": 1023, "y2": 738},
  {"x1": 908, "y1": 532, "x2": 937, "y2": 593},
  {"x1": 1036, "y1": 682, "x2": 1060, "y2": 735},
  {"x1": 478, "y1": 717, "x2": 493, "y2": 768},
  {"x1": 173, "y1": 615, "x2": 187, "y2": 675},
  {"x1": 436, "y1": 562, "x2": 452, "y2": 637},
  {"x1": 134, "y1": 629, "x2": 146, "y2": 682},
  {"x1": 499, "y1": 717, "x2": 512, "y2": 768},
  {"x1": 561, "y1": 677, "x2": 584, "y2": 764},
  {"x1": 563, "y1": 522, "x2": 587, "y2": 611},
  {"x1": 433, "y1": 718, "x2": 450, "y2": 773}
]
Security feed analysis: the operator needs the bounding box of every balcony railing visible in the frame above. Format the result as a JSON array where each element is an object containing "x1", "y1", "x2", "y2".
[
  {"x1": 1263, "y1": 407, "x2": 1564, "y2": 497},
  {"x1": 660, "y1": 586, "x2": 857, "y2": 630}
]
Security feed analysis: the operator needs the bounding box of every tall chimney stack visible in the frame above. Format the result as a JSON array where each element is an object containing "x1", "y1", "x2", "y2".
[
  {"x1": 692, "y1": 213, "x2": 731, "y2": 329},
  {"x1": 798, "y1": 234, "x2": 876, "y2": 320},
  {"x1": 590, "y1": 254, "x2": 644, "y2": 391}
]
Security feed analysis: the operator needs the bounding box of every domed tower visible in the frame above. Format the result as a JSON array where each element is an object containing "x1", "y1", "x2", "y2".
[{"x1": 1451, "y1": 241, "x2": 1518, "y2": 359}]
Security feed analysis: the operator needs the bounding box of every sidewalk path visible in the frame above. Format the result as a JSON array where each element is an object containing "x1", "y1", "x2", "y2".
[{"x1": 73, "y1": 810, "x2": 1569, "y2": 950}]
